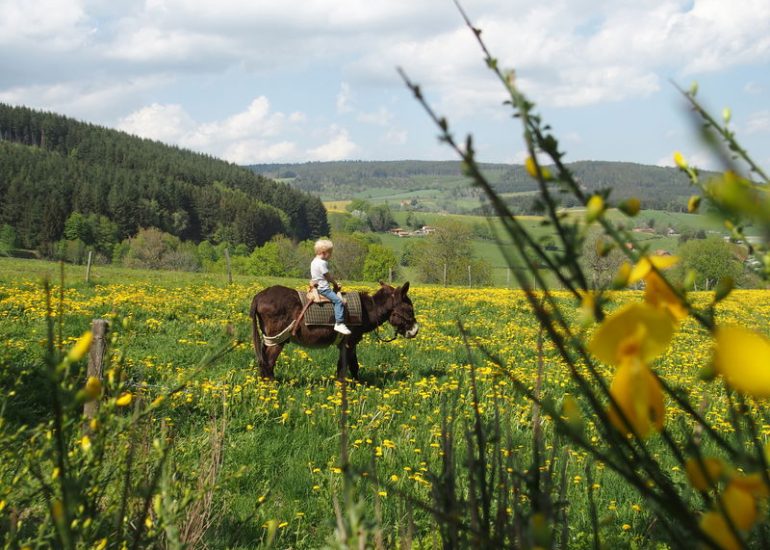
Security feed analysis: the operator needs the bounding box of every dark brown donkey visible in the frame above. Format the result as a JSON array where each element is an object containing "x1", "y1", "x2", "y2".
[{"x1": 250, "y1": 282, "x2": 419, "y2": 380}]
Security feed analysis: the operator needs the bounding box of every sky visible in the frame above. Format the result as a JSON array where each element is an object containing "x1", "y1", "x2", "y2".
[{"x1": 1, "y1": 0, "x2": 769, "y2": 170}]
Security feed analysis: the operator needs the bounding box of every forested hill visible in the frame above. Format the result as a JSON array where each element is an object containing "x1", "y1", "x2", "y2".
[
  {"x1": 0, "y1": 103, "x2": 328, "y2": 253},
  {"x1": 251, "y1": 159, "x2": 698, "y2": 213}
]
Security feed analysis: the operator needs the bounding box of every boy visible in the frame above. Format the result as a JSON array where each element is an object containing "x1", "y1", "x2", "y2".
[{"x1": 310, "y1": 239, "x2": 351, "y2": 335}]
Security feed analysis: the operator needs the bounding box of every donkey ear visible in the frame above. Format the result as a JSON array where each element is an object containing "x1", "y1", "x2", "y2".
[
  {"x1": 400, "y1": 281, "x2": 410, "y2": 296},
  {"x1": 379, "y1": 280, "x2": 386, "y2": 287}
]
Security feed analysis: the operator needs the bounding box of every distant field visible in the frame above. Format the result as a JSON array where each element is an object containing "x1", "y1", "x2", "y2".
[{"x1": 361, "y1": 208, "x2": 734, "y2": 287}]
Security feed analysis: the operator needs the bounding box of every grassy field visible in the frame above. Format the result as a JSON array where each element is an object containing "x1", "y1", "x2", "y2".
[{"x1": 2, "y1": 257, "x2": 768, "y2": 547}]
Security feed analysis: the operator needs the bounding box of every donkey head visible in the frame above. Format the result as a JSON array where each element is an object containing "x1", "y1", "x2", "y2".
[{"x1": 380, "y1": 281, "x2": 419, "y2": 338}]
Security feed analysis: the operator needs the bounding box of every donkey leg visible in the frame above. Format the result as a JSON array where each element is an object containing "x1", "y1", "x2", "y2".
[
  {"x1": 348, "y1": 346, "x2": 360, "y2": 380},
  {"x1": 336, "y1": 343, "x2": 351, "y2": 380},
  {"x1": 336, "y1": 343, "x2": 359, "y2": 381},
  {"x1": 261, "y1": 344, "x2": 283, "y2": 380}
]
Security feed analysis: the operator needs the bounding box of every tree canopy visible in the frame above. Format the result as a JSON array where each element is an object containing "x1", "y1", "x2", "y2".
[{"x1": 0, "y1": 103, "x2": 329, "y2": 255}]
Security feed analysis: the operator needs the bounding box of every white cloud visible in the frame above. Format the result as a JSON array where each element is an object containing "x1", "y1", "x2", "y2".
[
  {"x1": 383, "y1": 128, "x2": 407, "y2": 145},
  {"x1": 117, "y1": 103, "x2": 195, "y2": 143},
  {"x1": 2, "y1": 0, "x2": 769, "y2": 164},
  {"x1": 744, "y1": 81, "x2": 763, "y2": 95},
  {"x1": 223, "y1": 140, "x2": 299, "y2": 164},
  {"x1": 117, "y1": 96, "x2": 308, "y2": 163},
  {"x1": 357, "y1": 106, "x2": 393, "y2": 126},
  {"x1": 0, "y1": 76, "x2": 169, "y2": 120},
  {"x1": 336, "y1": 82, "x2": 353, "y2": 113},
  {"x1": 746, "y1": 110, "x2": 770, "y2": 135},
  {"x1": 0, "y1": 0, "x2": 91, "y2": 50},
  {"x1": 307, "y1": 126, "x2": 358, "y2": 161}
]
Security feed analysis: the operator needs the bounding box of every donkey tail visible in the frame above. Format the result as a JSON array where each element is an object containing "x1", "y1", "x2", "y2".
[{"x1": 249, "y1": 295, "x2": 269, "y2": 371}]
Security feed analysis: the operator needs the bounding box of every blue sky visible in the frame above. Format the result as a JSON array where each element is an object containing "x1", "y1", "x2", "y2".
[{"x1": 1, "y1": 0, "x2": 769, "y2": 171}]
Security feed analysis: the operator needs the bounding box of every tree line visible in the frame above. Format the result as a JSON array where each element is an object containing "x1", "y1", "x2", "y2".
[
  {"x1": 0, "y1": 103, "x2": 329, "y2": 256},
  {"x1": 251, "y1": 159, "x2": 702, "y2": 214}
]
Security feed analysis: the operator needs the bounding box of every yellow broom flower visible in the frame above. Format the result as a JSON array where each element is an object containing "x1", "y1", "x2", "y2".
[
  {"x1": 589, "y1": 303, "x2": 674, "y2": 366},
  {"x1": 643, "y1": 270, "x2": 688, "y2": 321},
  {"x1": 700, "y1": 511, "x2": 740, "y2": 550},
  {"x1": 730, "y1": 472, "x2": 770, "y2": 498},
  {"x1": 83, "y1": 376, "x2": 102, "y2": 401},
  {"x1": 67, "y1": 331, "x2": 93, "y2": 363},
  {"x1": 713, "y1": 326, "x2": 770, "y2": 397},
  {"x1": 606, "y1": 359, "x2": 665, "y2": 438},
  {"x1": 685, "y1": 457, "x2": 726, "y2": 491},
  {"x1": 627, "y1": 255, "x2": 680, "y2": 285},
  {"x1": 673, "y1": 151, "x2": 688, "y2": 170},
  {"x1": 720, "y1": 482, "x2": 757, "y2": 531},
  {"x1": 116, "y1": 392, "x2": 133, "y2": 407}
]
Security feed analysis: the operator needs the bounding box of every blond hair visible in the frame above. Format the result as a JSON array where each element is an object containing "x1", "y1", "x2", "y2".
[{"x1": 314, "y1": 239, "x2": 334, "y2": 254}]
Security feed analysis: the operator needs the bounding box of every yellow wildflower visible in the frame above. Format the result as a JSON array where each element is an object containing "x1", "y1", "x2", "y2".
[
  {"x1": 720, "y1": 482, "x2": 757, "y2": 531},
  {"x1": 685, "y1": 457, "x2": 726, "y2": 491},
  {"x1": 606, "y1": 359, "x2": 664, "y2": 438},
  {"x1": 80, "y1": 435, "x2": 92, "y2": 453},
  {"x1": 673, "y1": 151, "x2": 688, "y2": 170},
  {"x1": 66, "y1": 331, "x2": 93, "y2": 362},
  {"x1": 625, "y1": 255, "x2": 686, "y2": 320},
  {"x1": 713, "y1": 326, "x2": 770, "y2": 397},
  {"x1": 619, "y1": 197, "x2": 641, "y2": 217},
  {"x1": 561, "y1": 395, "x2": 583, "y2": 433},
  {"x1": 524, "y1": 156, "x2": 552, "y2": 180},
  {"x1": 83, "y1": 376, "x2": 102, "y2": 401},
  {"x1": 643, "y1": 269, "x2": 688, "y2": 321},
  {"x1": 730, "y1": 472, "x2": 770, "y2": 498},
  {"x1": 589, "y1": 303, "x2": 674, "y2": 366},
  {"x1": 700, "y1": 511, "x2": 739, "y2": 550},
  {"x1": 627, "y1": 255, "x2": 680, "y2": 285},
  {"x1": 116, "y1": 393, "x2": 133, "y2": 407},
  {"x1": 585, "y1": 195, "x2": 605, "y2": 223}
]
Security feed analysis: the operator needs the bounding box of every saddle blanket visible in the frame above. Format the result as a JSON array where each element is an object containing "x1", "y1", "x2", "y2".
[{"x1": 297, "y1": 291, "x2": 363, "y2": 326}]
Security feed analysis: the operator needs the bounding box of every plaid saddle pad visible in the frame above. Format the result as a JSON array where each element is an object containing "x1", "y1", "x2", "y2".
[{"x1": 297, "y1": 291, "x2": 363, "y2": 326}]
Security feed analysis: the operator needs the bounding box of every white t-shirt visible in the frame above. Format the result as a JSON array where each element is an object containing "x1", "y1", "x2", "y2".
[{"x1": 310, "y1": 256, "x2": 330, "y2": 291}]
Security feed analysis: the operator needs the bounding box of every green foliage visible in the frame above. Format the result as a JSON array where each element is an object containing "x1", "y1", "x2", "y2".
[
  {"x1": 411, "y1": 220, "x2": 490, "y2": 285},
  {"x1": 367, "y1": 204, "x2": 396, "y2": 232},
  {"x1": 0, "y1": 224, "x2": 17, "y2": 256},
  {"x1": 582, "y1": 230, "x2": 626, "y2": 287},
  {"x1": 677, "y1": 237, "x2": 743, "y2": 290},
  {"x1": 249, "y1": 235, "x2": 306, "y2": 278},
  {"x1": 122, "y1": 227, "x2": 201, "y2": 271},
  {"x1": 362, "y1": 243, "x2": 398, "y2": 282}
]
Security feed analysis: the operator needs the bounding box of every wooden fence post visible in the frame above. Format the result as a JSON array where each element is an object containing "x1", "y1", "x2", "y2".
[
  {"x1": 84, "y1": 319, "x2": 109, "y2": 420},
  {"x1": 468, "y1": 265, "x2": 472, "y2": 288},
  {"x1": 224, "y1": 247, "x2": 233, "y2": 285},
  {"x1": 85, "y1": 250, "x2": 93, "y2": 283}
]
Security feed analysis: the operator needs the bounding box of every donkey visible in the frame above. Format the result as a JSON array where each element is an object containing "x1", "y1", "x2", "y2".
[{"x1": 250, "y1": 282, "x2": 419, "y2": 380}]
